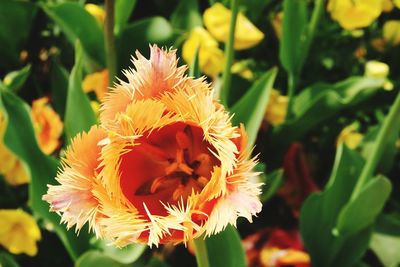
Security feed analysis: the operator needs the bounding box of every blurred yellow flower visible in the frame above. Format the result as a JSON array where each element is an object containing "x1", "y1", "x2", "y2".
[
  {"x1": 394, "y1": 0, "x2": 400, "y2": 8},
  {"x1": 231, "y1": 61, "x2": 254, "y2": 80},
  {"x1": 327, "y1": 0, "x2": 383, "y2": 30},
  {"x1": 271, "y1": 12, "x2": 284, "y2": 40},
  {"x1": 260, "y1": 247, "x2": 310, "y2": 267},
  {"x1": 337, "y1": 125, "x2": 363, "y2": 149},
  {"x1": 85, "y1": 3, "x2": 105, "y2": 25},
  {"x1": 371, "y1": 37, "x2": 387, "y2": 52},
  {"x1": 383, "y1": 20, "x2": 400, "y2": 46},
  {"x1": 382, "y1": 0, "x2": 394, "y2": 12},
  {"x1": 264, "y1": 90, "x2": 288, "y2": 126},
  {"x1": 0, "y1": 111, "x2": 30, "y2": 186},
  {"x1": 0, "y1": 209, "x2": 41, "y2": 256},
  {"x1": 32, "y1": 97, "x2": 63, "y2": 155},
  {"x1": 82, "y1": 69, "x2": 109, "y2": 100},
  {"x1": 365, "y1": 60, "x2": 389, "y2": 78},
  {"x1": 204, "y1": 3, "x2": 264, "y2": 50},
  {"x1": 182, "y1": 27, "x2": 224, "y2": 77},
  {"x1": 90, "y1": 100, "x2": 100, "y2": 116}
]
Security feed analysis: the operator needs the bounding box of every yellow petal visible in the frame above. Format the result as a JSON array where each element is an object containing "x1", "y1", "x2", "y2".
[
  {"x1": 85, "y1": 4, "x2": 105, "y2": 25},
  {"x1": 382, "y1": 0, "x2": 394, "y2": 12},
  {"x1": 337, "y1": 124, "x2": 364, "y2": 149},
  {"x1": 0, "y1": 209, "x2": 41, "y2": 256},
  {"x1": 182, "y1": 27, "x2": 224, "y2": 77},
  {"x1": 365, "y1": 60, "x2": 389, "y2": 78},
  {"x1": 328, "y1": 0, "x2": 383, "y2": 30},
  {"x1": 383, "y1": 20, "x2": 400, "y2": 46},
  {"x1": 394, "y1": 0, "x2": 400, "y2": 8},
  {"x1": 203, "y1": 3, "x2": 264, "y2": 50},
  {"x1": 264, "y1": 89, "x2": 288, "y2": 126},
  {"x1": 82, "y1": 69, "x2": 109, "y2": 100}
]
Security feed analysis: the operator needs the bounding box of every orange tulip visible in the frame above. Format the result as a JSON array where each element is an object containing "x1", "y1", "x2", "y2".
[
  {"x1": 31, "y1": 97, "x2": 63, "y2": 155},
  {"x1": 43, "y1": 45, "x2": 262, "y2": 247}
]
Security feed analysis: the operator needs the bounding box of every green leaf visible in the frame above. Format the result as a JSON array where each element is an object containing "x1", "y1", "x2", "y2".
[
  {"x1": 205, "y1": 225, "x2": 246, "y2": 267},
  {"x1": 271, "y1": 77, "x2": 385, "y2": 147},
  {"x1": 376, "y1": 212, "x2": 400, "y2": 236},
  {"x1": 231, "y1": 67, "x2": 277, "y2": 147},
  {"x1": 115, "y1": 0, "x2": 137, "y2": 36},
  {"x1": 189, "y1": 47, "x2": 200, "y2": 78},
  {"x1": 0, "y1": 90, "x2": 91, "y2": 260},
  {"x1": 64, "y1": 43, "x2": 97, "y2": 141},
  {"x1": 76, "y1": 251, "x2": 127, "y2": 267},
  {"x1": 2, "y1": 64, "x2": 31, "y2": 92},
  {"x1": 0, "y1": 252, "x2": 19, "y2": 267},
  {"x1": 50, "y1": 60, "x2": 69, "y2": 118},
  {"x1": 117, "y1": 17, "x2": 175, "y2": 71},
  {"x1": 102, "y1": 243, "x2": 147, "y2": 264},
  {"x1": 41, "y1": 2, "x2": 105, "y2": 67},
  {"x1": 279, "y1": 0, "x2": 308, "y2": 76},
  {"x1": 300, "y1": 145, "x2": 366, "y2": 266},
  {"x1": 170, "y1": 0, "x2": 202, "y2": 31},
  {"x1": 0, "y1": 1, "x2": 37, "y2": 69},
  {"x1": 336, "y1": 175, "x2": 392, "y2": 237},
  {"x1": 370, "y1": 233, "x2": 400, "y2": 267}
]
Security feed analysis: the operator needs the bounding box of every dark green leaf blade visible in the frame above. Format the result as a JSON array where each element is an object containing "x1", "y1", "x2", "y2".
[
  {"x1": 170, "y1": 0, "x2": 202, "y2": 32},
  {"x1": 64, "y1": 44, "x2": 97, "y2": 141},
  {"x1": 114, "y1": 0, "x2": 137, "y2": 35},
  {"x1": 279, "y1": 0, "x2": 308, "y2": 76},
  {"x1": 231, "y1": 67, "x2": 277, "y2": 147}
]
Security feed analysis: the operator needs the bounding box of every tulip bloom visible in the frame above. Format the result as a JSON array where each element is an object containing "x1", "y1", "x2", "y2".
[
  {"x1": 0, "y1": 209, "x2": 41, "y2": 256},
  {"x1": 32, "y1": 97, "x2": 63, "y2": 155},
  {"x1": 327, "y1": 0, "x2": 382, "y2": 30},
  {"x1": 182, "y1": 27, "x2": 225, "y2": 77},
  {"x1": 43, "y1": 45, "x2": 262, "y2": 247},
  {"x1": 203, "y1": 3, "x2": 264, "y2": 50}
]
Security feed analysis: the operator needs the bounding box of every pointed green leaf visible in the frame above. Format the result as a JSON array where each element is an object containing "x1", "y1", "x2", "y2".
[
  {"x1": 50, "y1": 61, "x2": 69, "y2": 118},
  {"x1": 370, "y1": 233, "x2": 400, "y2": 267},
  {"x1": 114, "y1": 0, "x2": 137, "y2": 36},
  {"x1": 279, "y1": 0, "x2": 308, "y2": 76},
  {"x1": 336, "y1": 176, "x2": 392, "y2": 237},
  {"x1": 231, "y1": 67, "x2": 277, "y2": 147},
  {"x1": 2, "y1": 64, "x2": 31, "y2": 92},
  {"x1": 64, "y1": 44, "x2": 97, "y2": 141},
  {"x1": 189, "y1": 47, "x2": 200, "y2": 78}
]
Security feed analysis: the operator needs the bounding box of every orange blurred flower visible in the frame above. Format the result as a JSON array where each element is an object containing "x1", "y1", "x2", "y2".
[
  {"x1": 244, "y1": 228, "x2": 310, "y2": 267},
  {"x1": 0, "y1": 111, "x2": 30, "y2": 186},
  {"x1": 43, "y1": 45, "x2": 262, "y2": 247},
  {"x1": 82, "y1": 69, "x2": 109, "y2": 100},
  {"x1": 31, "y1": 97, "x2": 63, "y2": 155}
]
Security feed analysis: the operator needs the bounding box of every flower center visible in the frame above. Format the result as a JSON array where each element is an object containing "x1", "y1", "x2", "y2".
[{"x1": 119, "y1": 122, "x2": 219, "y2": 216}]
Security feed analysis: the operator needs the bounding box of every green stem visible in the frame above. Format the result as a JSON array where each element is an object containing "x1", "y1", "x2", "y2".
[
  {"x1": 350, "y1": 91, "x2": 400, "y2": 200},
  {"x1": 193, "y1": 237, "x2": 210, "y2": 267},
  {"x1": 220, "y1": 0, "x2": 239, "y2": 108},
  {"x1": 105, "y1": 0, "x2": 117, "y2": 86}
]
